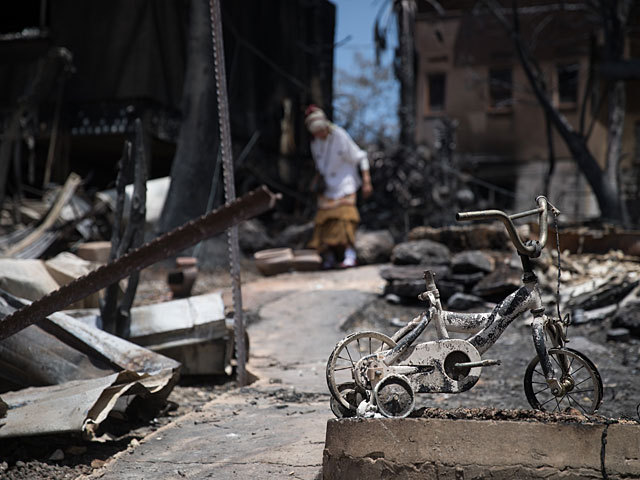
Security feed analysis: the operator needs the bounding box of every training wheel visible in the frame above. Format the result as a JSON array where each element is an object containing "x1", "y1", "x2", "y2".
[
  {"x1": 329, "y1": 382, "x2": 365, "y2": 418},
  {"x1": 373, "y1": 374, "x2": 415, "y2": 418}
]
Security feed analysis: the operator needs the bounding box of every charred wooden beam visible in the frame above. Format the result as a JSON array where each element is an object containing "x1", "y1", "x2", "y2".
[{"x1": 101, "y1": 119, "x2": 148, "y2": 338}]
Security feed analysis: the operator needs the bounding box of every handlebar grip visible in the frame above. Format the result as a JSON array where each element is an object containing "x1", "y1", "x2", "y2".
[{"x1": 456, "y1": 210, "x2": 504, "y2": 222}]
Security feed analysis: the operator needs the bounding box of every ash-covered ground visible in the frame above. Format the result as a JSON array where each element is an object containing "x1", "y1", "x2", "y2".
[
  {"x1": 343, "y1": 294, "x2": 640, "y2": 421},
  {"x1": 0, "y1": 261, "x2": 637, "y2": 479}
]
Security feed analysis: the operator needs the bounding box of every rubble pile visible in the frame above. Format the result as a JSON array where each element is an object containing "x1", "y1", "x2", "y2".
[
  {"x1": 0, "y1": 174, "x2": 113, "y2": 261},
  {"x1": 358, "y1": 144, "x2": 480, "y2": 237},
  {"x1": 380, "y1": 223, "x2": 524, "y2": 307},
  {"x1": 550, "y1": 250, "x2": 640, "y2": 339},
  {"x1": 0, "y1": 181, "x2": 279, "y2": 444},
  {"x1": 379, "y1": 223, "x2": 640, "y2": 341}
]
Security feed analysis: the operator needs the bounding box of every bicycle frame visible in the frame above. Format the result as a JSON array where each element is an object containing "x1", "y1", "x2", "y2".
[
  {"x1": 326, "y1": 195, "x2": 603, "y2": 417},
  {"x1": 385, "y1": 256, "x2": 559, "y2": 380},
  {"x1": 384, "y1": 200, "x2": 561, "y2": 386}
]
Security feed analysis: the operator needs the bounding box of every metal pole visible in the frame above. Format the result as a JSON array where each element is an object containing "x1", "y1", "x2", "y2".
[{"x1": 208, "y1": 0, "x2": 248, "y2": 386}]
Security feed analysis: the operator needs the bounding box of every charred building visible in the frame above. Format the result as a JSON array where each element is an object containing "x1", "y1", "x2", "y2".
[
  {"x1": 0, "y1": 0, "x2": 335, "y2": 215},
  {"x1": 414, "y1": 0, "x2": 640, "y2": 223}
]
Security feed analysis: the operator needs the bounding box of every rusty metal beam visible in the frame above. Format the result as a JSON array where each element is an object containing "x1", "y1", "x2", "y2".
[
  {"x1": 0, "y1": 186, "x2": 279, "y2": 341},
  {"x1": 209, "y1": 0, "x2": 248, "y2": 386}
]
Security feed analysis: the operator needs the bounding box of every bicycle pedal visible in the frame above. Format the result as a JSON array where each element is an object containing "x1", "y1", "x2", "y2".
[
  {"x1": 454, "y1": 359, "x2": 501, "y2": 369},
  {"x1": 481, "y1": 359, "x2": 501, "y2": 367}
]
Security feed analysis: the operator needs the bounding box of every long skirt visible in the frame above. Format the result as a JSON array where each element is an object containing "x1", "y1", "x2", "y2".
[{"x1": 308, "y1": 204, "x2": 359, "y2": 253}]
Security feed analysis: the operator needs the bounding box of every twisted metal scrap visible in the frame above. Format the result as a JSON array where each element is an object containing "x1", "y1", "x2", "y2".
[{"x1": 0, "y1": 186, "x2": 279, "y2": 341}]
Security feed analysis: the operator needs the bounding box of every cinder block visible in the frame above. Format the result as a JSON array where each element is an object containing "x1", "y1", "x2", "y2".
[{"x1": 76, "y1": 241, "x2": 112, "y2": 263}]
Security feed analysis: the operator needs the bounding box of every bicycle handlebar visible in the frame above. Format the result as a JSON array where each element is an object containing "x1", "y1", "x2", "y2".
[{"x1": 456, "y1": 196, "x2": 550, "y2": 258}]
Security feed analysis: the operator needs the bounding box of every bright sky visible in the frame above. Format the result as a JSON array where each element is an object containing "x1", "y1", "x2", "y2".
[
  {"x1": 332, "y1": 0, "x2": 394, "y2": 71},
  {"x1": 331, "y1": 0, "x2": 398, "y2": 140}
]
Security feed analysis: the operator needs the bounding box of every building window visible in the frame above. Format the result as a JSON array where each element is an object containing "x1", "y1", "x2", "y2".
[
  {"x1": 557, "y1": 63, "x2": 579, "y2": 104},
  {"x1": 489, "y1": 68, "x2": 513, "y2": 109},
  {"x1": 427, "y1": 73, "x2": 446, "y2": 112}
]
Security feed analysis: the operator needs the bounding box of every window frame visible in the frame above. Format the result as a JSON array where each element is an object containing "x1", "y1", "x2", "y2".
[
  {"x1": 488, "y1": 67, "x2": 514, "y2": 112},
  {"x1": 425, "y1": 72, "x2": 446, "y2": 114},
  {"x1": 556, "y1": 62, "x2": 580, "y2": 109}
]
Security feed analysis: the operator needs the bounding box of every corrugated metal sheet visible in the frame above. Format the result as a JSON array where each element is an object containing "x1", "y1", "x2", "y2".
[{"x1": 0, "y1": 291, "x2": 180, "y2": 439}]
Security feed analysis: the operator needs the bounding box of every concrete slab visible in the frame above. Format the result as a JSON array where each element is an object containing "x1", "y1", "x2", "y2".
[
  {"x1": 83, "y1": 266, "x2": 384, "y2": 480},
  {"x1": 249, "y1": 288, "x2": 372, "y2": 393},
  {"x1": 323, "y1": 416, "x2": 640, "y2": 479},
  {"x1": 88, "y1": 388, "x2": 329, "y2": 480}
]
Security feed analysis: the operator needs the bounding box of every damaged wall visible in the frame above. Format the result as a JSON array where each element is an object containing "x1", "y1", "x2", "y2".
[{"x1": 414, "y1": 1, "x2": 640, "y2": 221}]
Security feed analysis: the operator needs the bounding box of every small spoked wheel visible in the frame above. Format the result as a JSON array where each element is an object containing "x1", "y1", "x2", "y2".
[
  {"x1": 326, "y1": 331, "x2": 396, "y2": 415},
  {"x1": 524, "y1": 347, "x2": 603, "y2": 415},
  {"x1": 374, "y1": 374, "x2": 415, "y2": 418}
]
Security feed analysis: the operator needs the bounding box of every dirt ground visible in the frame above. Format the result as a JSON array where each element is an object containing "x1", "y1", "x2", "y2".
[
  {"x1": 0, "y1": 266, "x2": 246, "y2": 480},
  {"x1": 0, "y1": 259, "x2": 638, "y2": 479}
]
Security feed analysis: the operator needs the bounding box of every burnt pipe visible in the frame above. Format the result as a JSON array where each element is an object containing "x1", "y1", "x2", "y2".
[
  {"x1": 467, "y1": 306, "x2": 500, "y2": 351},
  {"x1": 388, "y1": 313, "x2": 431, "y2": 358},
  {"x1": 443, "y1": 311, "x2": 490, "y2": 332}
]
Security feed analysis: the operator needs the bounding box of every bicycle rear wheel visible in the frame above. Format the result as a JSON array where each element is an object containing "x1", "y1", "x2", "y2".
[
  {"x1": 524, "y1": 347, "x2": 603, "y2": 415},
  {"x1": 326, "y1": 331, "x2": 396, "y2": 413}
]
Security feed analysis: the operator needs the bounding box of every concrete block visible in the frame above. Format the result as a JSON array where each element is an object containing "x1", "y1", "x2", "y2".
[
  {"x1": 0, "y1": 259, "x2": 59, "y2": 301},
  {"x1": 606, "y1": 423, "x2": 640, "y2": 476},
  {"x1": 128, "y1": 293, "x2": 231, "y2": 374},
  {"x1": 129, "y1": 292, "x2": 226, "y2": 343},
  {"x1": 323, "y1": 416, "x2": 640, "y2": 479},
  {"x1": 75, "y1": 241, "x2": 112, "y2": 263},
  {"x1": 70, "y1": 293, "x2": 232, "y2": 375},
  {"x1": 45, "y1": 252, "x2": 102, "y2": 308},
  {"x1": 153, "y1": 337, "x2": 232, "y2": 376}
]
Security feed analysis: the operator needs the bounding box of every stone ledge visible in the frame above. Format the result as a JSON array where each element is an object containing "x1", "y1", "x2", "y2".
[{"x1": 323, "y1": 416, "x2": 640, "y2": 479}]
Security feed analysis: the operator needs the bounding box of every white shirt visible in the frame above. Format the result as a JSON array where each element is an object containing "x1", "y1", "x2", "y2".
[{"x1": 310, "y1": 125, "x2": 370, "y2": 199}]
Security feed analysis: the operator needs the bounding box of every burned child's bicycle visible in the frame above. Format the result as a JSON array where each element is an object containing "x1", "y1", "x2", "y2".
[{"x1": 326, "y1": 196, "x2": 603, "y2": 418}]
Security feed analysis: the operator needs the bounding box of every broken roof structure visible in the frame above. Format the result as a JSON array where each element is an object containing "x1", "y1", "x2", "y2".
[{"x1": 0, "y1": 290, "x2": 180, "y2": 439}]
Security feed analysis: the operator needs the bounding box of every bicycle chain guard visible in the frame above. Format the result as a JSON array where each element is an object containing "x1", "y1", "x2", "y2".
[
  {"x1": 399, "y1": 338, "x2": 483, "y2": 395},
  {"x1": 355, "y1": 338, "x2": 485, "y2": 418}
]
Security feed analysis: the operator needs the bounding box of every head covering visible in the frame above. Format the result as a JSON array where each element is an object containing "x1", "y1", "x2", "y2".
[{"x1": 305, "y1": 105, "x2": 330, "y2": 133}]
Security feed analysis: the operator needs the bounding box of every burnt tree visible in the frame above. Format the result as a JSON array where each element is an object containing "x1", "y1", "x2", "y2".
[
  {"x1": 600, "y1": 0, "x2": 634, "y2": 223},
  {"x1": 395, "y1": 0, "x2": 417, "y2": 150},
  {"x1": 375, "y1": 0, "x2": 418, "y2": 150},
  {"x1": 483, "y1": 0, "x2": 633, "y2": 225},
  {"x1": 157, "y1": 0, "x2": 220, "y2": 236}
]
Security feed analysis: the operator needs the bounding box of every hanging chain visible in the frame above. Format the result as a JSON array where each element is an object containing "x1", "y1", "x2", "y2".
[{"x1": 548, "y1": 201, "x2": 564, "y2": 325}]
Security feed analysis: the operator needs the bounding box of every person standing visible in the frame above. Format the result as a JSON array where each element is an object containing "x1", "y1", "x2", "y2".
[{"x1": 305, "y1": 105, "x2": 372, "y2": 268}]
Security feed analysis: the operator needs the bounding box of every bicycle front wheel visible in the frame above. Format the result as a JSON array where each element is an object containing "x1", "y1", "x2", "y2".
[{"x1": 524, "y1": 347, "x2": 603, "y2": 415}]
